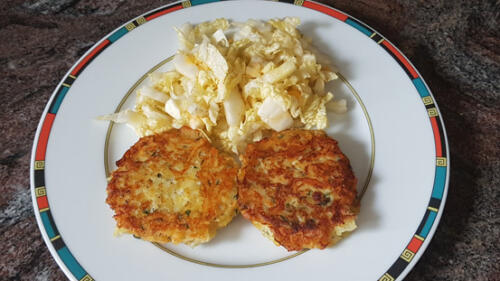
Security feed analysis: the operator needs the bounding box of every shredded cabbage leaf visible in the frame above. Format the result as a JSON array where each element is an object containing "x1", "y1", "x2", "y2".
[{"x1": 102, "y1": 18, "x2": 346, "y2": 154}]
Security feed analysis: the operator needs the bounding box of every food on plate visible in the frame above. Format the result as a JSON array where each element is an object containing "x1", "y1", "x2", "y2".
[
  {"x1": 237, "y1": 129, "x2": 359, "y2": 251},
  {"x1": 102, "y1": 17, "x2": 357, "y2": 250},
  {"x1": 106, "y1": 127, "x2": 238, "y2": 246},
  {"x1": 100, "y1": 17, "x2": 347, "y2": 154}
]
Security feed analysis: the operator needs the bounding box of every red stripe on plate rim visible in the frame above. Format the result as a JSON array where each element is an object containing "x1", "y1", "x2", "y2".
[
  {"x1": 70, "y1": 40, "x2": 110, "y2": 76},
  {"x1": 303, "y1": 1, "x2": 348, "y2": 21},
  {"x1": 407, "y1": 237, "x2": 423, "y2": 253},
  {"x1": 37, "y1": 196, "x2": 49, "y2": 210},
  {"x1": 35, "y1": 113, "x2": 56, "y2": 161},
  {"x1": 382, "y1": 40, "x2": 418, "y2": 79},
  {"x1": 146, "y1": 5, "x2": 183, "y2": 21},
  {"x1": 430, "y1": 117, "x2": 443, "y2": 157}
]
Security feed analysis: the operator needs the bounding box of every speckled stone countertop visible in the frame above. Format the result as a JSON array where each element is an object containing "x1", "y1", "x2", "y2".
[{"x1": 1, "y1": 0, "x2": 498, "y2": 280}]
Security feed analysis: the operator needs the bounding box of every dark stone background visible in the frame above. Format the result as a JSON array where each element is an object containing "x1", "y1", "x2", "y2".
[{"x1": 0, "y1": 0, "x2": 498, "y2": 280}]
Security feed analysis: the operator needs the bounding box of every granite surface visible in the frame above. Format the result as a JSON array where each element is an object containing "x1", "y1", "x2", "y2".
[{"x1": 0, "y1": 0, "x2": 498, "y2": 280}]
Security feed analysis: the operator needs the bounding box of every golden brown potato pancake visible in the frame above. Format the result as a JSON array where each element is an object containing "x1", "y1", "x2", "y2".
[
  {"x1": 106, "y1": 127, "x2": 238, "y2": 246},
  {"x1": 237, "y1": 129, "x2": 359, "y2": 251}
]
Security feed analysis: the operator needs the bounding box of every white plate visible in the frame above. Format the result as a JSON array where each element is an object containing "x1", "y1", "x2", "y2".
[{"x1": 30, "y1": 1, "x2": 449, "y2": 280}]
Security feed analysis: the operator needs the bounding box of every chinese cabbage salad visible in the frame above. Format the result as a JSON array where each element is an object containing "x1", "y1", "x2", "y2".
[{"x1": 100, "y1": 18, "x2": 346, "y2": 154}]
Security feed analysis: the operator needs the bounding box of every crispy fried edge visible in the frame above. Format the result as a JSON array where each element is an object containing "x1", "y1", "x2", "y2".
[
  {"x1": 106, "y1": 127, "x2": 239, "y2": 245},
  {"x1": 237, "y1": 129, "x2": 359, "y2": 251}
]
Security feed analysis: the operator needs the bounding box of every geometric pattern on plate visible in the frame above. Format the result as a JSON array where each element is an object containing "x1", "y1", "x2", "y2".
[{"x1": 31, "y1": 1, "x2": 449, "y2": 281}]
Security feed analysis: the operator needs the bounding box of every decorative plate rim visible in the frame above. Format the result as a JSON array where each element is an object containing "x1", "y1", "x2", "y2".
[{"x1": 29, "y1": 1, "x2": 450, "y2": 281}]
